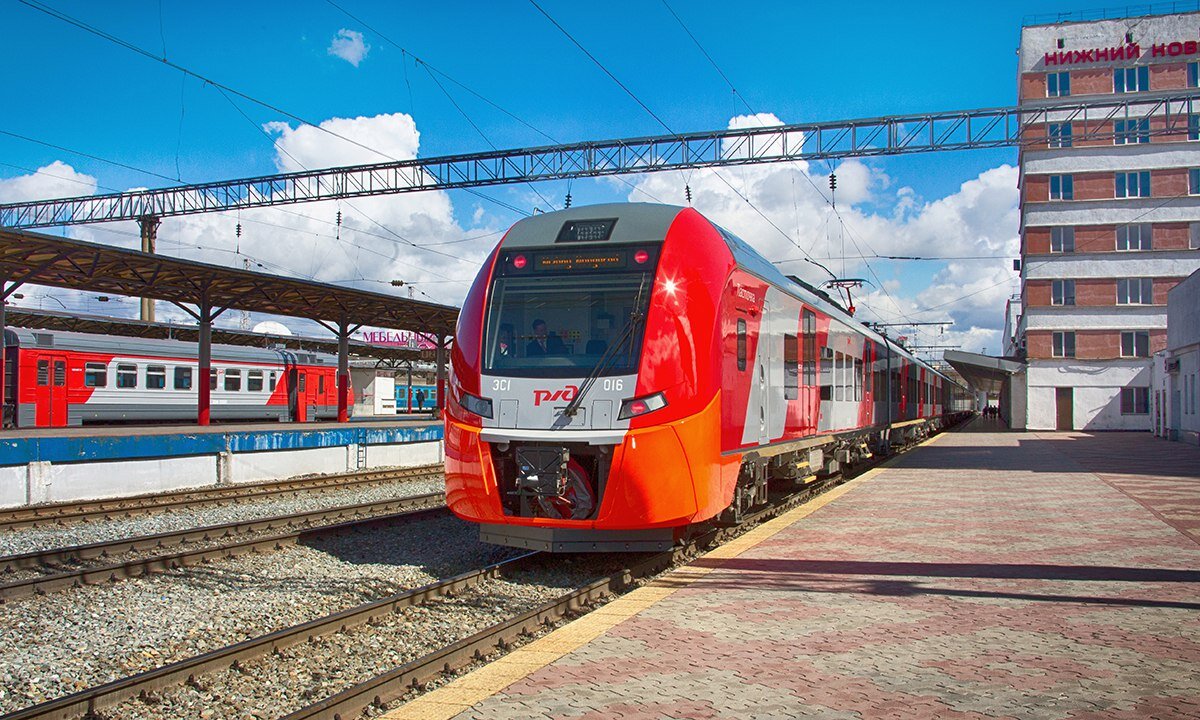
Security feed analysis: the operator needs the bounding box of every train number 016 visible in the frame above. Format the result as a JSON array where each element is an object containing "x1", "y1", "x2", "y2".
[{"x1": 602, "y1": 378, "x2": 624, "y2": 392}]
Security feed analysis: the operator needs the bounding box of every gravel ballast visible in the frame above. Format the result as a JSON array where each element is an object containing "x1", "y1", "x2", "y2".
[
  {"x1": 0, "y1": 473, "x2": 444, "y2": 558},
  {"x1": 0, "y1": 511, "x2": 520, "y2": 714}
]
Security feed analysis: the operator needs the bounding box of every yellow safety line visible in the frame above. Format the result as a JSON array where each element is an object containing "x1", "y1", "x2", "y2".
[{"x1": 384, "y1": 430, "x2": 950, "y2": 719}]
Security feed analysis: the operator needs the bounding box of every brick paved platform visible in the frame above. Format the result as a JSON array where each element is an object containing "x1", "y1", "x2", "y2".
[{"x1": 392, "y1": 423, "x2": 1200, "y2": 720}]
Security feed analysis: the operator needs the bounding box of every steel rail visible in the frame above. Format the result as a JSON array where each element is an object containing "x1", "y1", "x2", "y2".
[
  {"x1": 0, "y1": 551, "x2": 541, "y2": 720},
  {"x1": 0, "y1": 464, "x2": 442, "y2": 531},
  {"x1": 0, "y1": 494, "x2": 447, "y2": 601}
]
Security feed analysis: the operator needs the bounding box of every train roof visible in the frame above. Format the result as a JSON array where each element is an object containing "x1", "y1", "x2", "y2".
[
  {"x1": 2, "y1": 327, "x2": 336, "y2": 365},
  {"x1": 500, "y1": 203, "x2": 956, "y2": 386}
]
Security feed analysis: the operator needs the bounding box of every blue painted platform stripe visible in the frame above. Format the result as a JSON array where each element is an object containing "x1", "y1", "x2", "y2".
[{"x1": 0, "y1": 424, "x2": 443, "y2": 466}]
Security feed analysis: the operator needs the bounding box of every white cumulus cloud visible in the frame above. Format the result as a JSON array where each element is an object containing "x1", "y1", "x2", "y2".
[
  {"x1": 0, "y1": 161, "x2": 96, "y2": 202},
  {"x1": 327, "y1": 29, "x2": 370, "y2": 67}
]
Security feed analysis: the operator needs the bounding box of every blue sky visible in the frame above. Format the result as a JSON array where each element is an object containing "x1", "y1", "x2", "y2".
[{"x1": 0, "y1": 0, "x2": 1113, "y2": 352}]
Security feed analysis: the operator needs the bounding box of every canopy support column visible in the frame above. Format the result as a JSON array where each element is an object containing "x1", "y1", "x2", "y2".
[
  {"x1": 336, "y1": 320, "x2": 359, "y2": 423},
  {"x1": 137, "y1": 215, "x2": 160, "y2": 322},
  {"x1": 405, "y1": 360, "x2": 413, "y2": 414},
  {"x1": 435, "y1": 335, "x2": 448, "y2": 415}
]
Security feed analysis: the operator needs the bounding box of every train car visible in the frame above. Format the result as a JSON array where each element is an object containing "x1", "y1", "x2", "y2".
[
  {"x1": 395, "y1": 383, "x2": 438, "y2": 413},
  {"x1": 444, "y1": 203, "x2": 973, "y2": 552},
  {"x1": 2, "y1": 328, "x2": 346, "y2": 428}
]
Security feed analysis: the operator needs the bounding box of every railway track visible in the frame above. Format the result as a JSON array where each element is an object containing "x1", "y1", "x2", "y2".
[
  {"x1": 0, "y1": 464, "x2": 443, "y2": 531},
  {"x1": 0, "y1": 493, "x2": 446, "y2": 601},
  {"x1": 0, "y1": 420, "x2": 965, "y2": 720}
]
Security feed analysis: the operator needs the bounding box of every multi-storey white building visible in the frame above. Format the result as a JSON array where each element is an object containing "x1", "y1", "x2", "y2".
[{"x1": 1013, "y1": 9, "x2": 1200, "y2": 430}]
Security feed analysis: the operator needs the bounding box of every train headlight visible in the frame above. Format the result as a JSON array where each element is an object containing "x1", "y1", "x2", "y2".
[
  {"x1": 458, "y1": 392, "x2": 494, "y2": 419},
  {"x1": 618, "y1": 392, "x2": 667, "y2": 420}
]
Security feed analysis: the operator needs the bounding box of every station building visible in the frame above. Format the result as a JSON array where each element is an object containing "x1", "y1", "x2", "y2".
[{"x1": 1012, "y1": 9, "x2": 1200, "y2": 430}]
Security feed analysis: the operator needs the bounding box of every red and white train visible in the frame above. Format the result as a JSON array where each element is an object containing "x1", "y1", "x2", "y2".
[
  {"x1": 2, "y1": 329, "x2": 346, "y2": 428},
  {"x1": 444, "y1": 203, "x2": 973, "y2": 552}
]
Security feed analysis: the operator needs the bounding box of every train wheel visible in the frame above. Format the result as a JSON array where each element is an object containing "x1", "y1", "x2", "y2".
[{"x1": 543, "y1": 459, "x2": 595, "y2": 520}]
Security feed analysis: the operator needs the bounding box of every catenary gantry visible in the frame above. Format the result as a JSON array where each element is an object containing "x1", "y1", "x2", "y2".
[
  {"x1": 3, "y1": 93, "x2": 1200, "y2": 228},
  {"x1": 0, "y1": 227, "x2": 459, "y2": 425}
]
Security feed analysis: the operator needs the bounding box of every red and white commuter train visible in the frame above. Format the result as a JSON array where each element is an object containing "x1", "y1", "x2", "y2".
[
  {"x1": 444, "y1": 203, "x2": 973, "y2": 552},
  {"x1": 2, "y1": 329, "x2": 346, "y2": 428}
]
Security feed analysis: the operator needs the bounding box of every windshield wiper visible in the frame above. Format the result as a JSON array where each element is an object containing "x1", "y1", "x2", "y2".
[{"x1": 556, "y1": 275, "x2": 648, "y2": 425}]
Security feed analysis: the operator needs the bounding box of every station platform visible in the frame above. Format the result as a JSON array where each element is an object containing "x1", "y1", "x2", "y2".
[
  {"x1": 395, "y1": 421, "x2": 1200, "y2": 719},
  {"x1": 0, "y1": 418, "x2": 443, "y2": 507}
]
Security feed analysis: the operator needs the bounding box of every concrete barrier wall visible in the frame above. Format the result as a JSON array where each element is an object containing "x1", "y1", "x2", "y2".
[{"x1": 0, "y1": 424, "x2": 444, "y2": 509}]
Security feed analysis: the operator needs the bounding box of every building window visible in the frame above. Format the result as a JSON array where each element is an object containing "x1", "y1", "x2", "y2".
[
  {"x1": 1190, "y1": 169, "x2": 1200, "y2": 195},
  {"x1": 1114, "y1": 118, "x2": 1151, "y2": 145},
  {"x1": 1190, "y1": 62, "x2": 1200, "y2": 88},
  {"x1": 1115, "y1": 171, "x2": 1151, "y2": 198},
  {"x1": 1116, "y1": 224, "x2": 1152, "y2": 251},
  {"x1": 116, "y1": 363, "x2": 138, "y2": 389},
  {"x1": 1121, "y1": 330, "x2": 1150, "y2": 357},
  {"x1": 1113, "y1": 65, "x2": 1150, "y2": 93},
  {"x1": 1191, "y1": 114, "x2": 1200, "y2": 142},
  {"x1": 1191, "y1": 222, "x2": 1200, "y2": 250},
  {"x1": 1047, "y1": 71, "x2": 1070, "y2": 97},
  {"x1": 84, "y1": 362, "x2": 107, "y2": 388},
  {"x1": 1052, "y1": 331, "x2": 1076, "y2": 358},
  {"x1": 1121, "y1": 387, "x2": 1150, "y2": 414},
  {"x1": 174, "y1": 367, "x2": 193, "y2": 390},
  {"x1": 783, "y1": 334, "x2": 799, "y2": 400},
  {"x1": 1116, "y1": 278, "x2": 1153, "y2": 304},
  {"x1": 146, "y1": 365, "x2": 167, "y2": 390},
  {"x1": 1049, "y1": 174, "x2": 1074, "y2": 200},
  {"x1": 1048, "y1": 122, "x2": 1073, "y2": 148},
  {"x1": 1051, "y1": 279, "x2": 1076, "y2": 306},
  {"x1": 1050, "y1": 227, "x2": 1075, "y2": 253}
]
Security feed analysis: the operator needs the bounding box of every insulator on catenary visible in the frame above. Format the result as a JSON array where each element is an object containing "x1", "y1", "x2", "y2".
[
  {"x1": 828, "y1": 173, "x2": 837, "y2": 191},
  {"x1": 565, "y1": 192, "x2": 572, "y2": 209},
  {"x1": 685, "y1": 184, "x2": 692, "y2": 204}
]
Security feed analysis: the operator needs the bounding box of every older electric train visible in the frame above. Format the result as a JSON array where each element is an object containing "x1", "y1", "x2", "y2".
[
  {"x1": 444, "y1": 203, "x2": 972, "y2": 551},
  {"x1": 2, "y1": 329, "x2": 345, "y2": 428}
]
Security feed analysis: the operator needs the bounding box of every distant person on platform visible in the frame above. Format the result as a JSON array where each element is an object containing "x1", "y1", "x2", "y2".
[
  {"x1": 415, "y1": 388, "x2": 426, "y2": 411},
  {"x1": 526, "y1": 319, "x2": 566, "y2": 356}
]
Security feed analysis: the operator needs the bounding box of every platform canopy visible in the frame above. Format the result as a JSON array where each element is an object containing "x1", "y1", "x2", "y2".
[
  {"x1": 944, "y1": 350, "x2": 1025, "y2": 394},
  {"x1": 0, "y1": 227, "x2": 459, "y2": 335},
  {"x1": 2, "y1": 306, "x2": 432, "y2": 363}
]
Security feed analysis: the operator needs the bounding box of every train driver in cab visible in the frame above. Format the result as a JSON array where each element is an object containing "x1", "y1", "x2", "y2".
[{"x1": 526, "y1": 318, "x2": 566, "y2": 356}]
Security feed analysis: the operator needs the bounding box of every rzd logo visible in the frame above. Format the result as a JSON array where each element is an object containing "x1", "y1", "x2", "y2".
[{"x1": 533, "y1": 385, "x2": 578, "y2": 406}]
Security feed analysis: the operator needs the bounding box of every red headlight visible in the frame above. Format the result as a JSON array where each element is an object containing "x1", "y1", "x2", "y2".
[
  {"x1": 512, "y1": 254, "x2": 527, "y2": 269},
  {"x1": 634, "y1": 250, "x2": 649, "y2": 264},
  {"x1": 619, "y1": 392, "x2": 668, "y2": 420}
]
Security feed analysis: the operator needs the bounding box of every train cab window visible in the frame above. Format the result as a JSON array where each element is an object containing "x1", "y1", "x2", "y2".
[
  {"x1": 174, "y1": 367, "x2": 193, "y2": 390},
  {"x1": 736, "y1": 319, "x2": 747, "y2": 371},
  {"x1": 783, "y1": 334, "x2": 799, "y2": 400},
  {"x1": 116, "y1": 364, "x2": 137, "y2": 389},
  {"x1": 247, "y1": 370, "x2": 264, "y2": 392},
  {"x1": 801, "y1": 310, "x2": 816, "y2": 386},
  {"x1": 317, "y1": 374, "x2": 325, "y2": 395},
  {"x1": 225, "y1": 369, "x2": 242, "y2": 392},
  {"x1": 209, "y1": 369, "x2": 218, "y2": 391},
  {"x1": 36, "y1": 360, "x2": 49, "y2": 386},
  {"x1": 146, "y1": 365, "x2": 167, "y2": 390},
  {"x1": 84, "y1": 362, "x2": 107, "y2": 388},
  {"x1": 268, "y1": 372, "x2": 277, "y2": 391}
]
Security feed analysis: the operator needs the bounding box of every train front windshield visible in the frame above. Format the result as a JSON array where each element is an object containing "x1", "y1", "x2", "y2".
[{"x1": 483, "y1": 273, "x2": 652, "y2": 377}]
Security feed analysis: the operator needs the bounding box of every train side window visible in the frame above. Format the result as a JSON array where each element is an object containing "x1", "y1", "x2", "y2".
[
  {"x1": 317, "y1": 374, "x2": 325, "y2": 394},
  {"x1": 801, "y1": 310, "x2": 816, "y2": 386},
  {"x1": 783, "y1": 334, "x2": 799, "y2": 400},
  {"x1": 854, "y1": 359, "x2": 863, "y2": 402},
  {"x1": 834, "y1": 352, "x2": 846, "y2": 402},
  {"x1": 247, "y1": 370, "x2": 264, "y2": 392},
  {"x1": 225, "y1": 369, "x2": 242, "y2": 392},
  {"x1": 146, "y1": 365, "x2": 167, "y2": 390},
  {"x1": 175, "y1": 367, "x2": 193, "y2": 390},
  {"x1": 736, "y1": 319, "x2": 747, "y2": 371},
  {"x1": 268, "y1": 372, "x2": 277, "y2": 391},
  {"x1": 84, "y1": 362, "x2": 107, "y2": 388},
  {"x1": 36, "y1": 360, "x2": 49, "y2": 386},
  {"x1": 209, "y1": 369, "x2": 218, "y2": 391},
  {"x1": 116, "y1": 364, "x2": 137, "y2": 389},
  {"x1": 820, "y1": 347, "x2": 833, "y2": 400}
]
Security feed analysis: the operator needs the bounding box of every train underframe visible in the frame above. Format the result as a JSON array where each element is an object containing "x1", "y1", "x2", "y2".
[{"x1": 477, "y1": 411, "x2": 973, "y2": 553}]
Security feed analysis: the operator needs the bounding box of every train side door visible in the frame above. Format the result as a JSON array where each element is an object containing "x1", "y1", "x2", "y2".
[
  {"x1": 289, "y1": 368, "x2": 307, "y2": 422},
  {"x1": 756, "y1": 301, "x2": 771, "y2": 445},
  {"x1": 34, "y1": 354, "x2": 68, "y2": 427}
]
